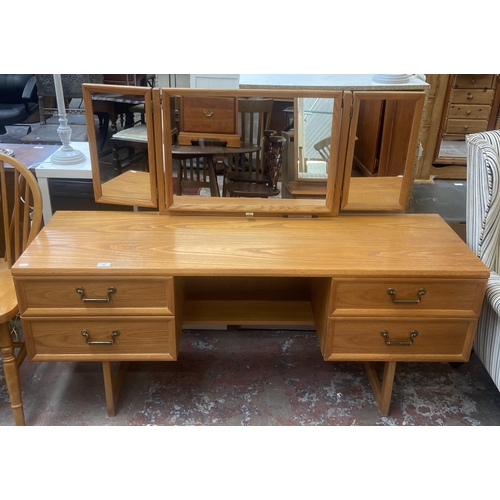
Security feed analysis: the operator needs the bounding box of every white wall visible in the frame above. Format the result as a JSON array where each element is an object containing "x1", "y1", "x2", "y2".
[
  {"x1": 156, "y1": 74, "x2": 239, "y2": 88},
  {"x1": 156, "y1": 74, "x2": 190, "y2": 88}
]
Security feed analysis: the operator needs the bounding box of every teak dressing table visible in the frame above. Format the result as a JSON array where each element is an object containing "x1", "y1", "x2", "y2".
[{"x1": 8, "y1": 81, "x2": 490, "y2": 424}]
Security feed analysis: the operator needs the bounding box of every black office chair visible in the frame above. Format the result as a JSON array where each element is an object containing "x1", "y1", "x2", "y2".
[{"x1": 0, "y1": 74, "x2": 39, "y2": 136}]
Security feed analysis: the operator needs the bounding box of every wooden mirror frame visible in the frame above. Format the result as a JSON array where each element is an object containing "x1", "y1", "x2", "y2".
[
  {"x1": 82, "y1": 85, "x2": 424, "y2": 217},
  {"x1": 82, "y1": 83, "x2": 160, "y2": 208},
  {"x1": 334, "y1": 90, "x2": 426, "y2": 213},
  {"x1": 159, "y1": 88, "x2": 344, "y2": 217}
]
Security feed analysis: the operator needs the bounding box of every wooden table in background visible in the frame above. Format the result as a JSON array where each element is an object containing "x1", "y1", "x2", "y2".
[{"x1": 0, "y1": 143, "x2": 60, "y2": 169}]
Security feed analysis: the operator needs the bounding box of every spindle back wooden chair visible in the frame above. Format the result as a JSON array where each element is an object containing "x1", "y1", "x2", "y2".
[
  {"x1": 226, "y1": 134, "x2": 286, "y2": 198},
  {"x1": 222, "y1": 98, "x2": 274, "y2": 196},
  {"x1": 0, "y1": 152, "x2": 44, "y2": 425}
]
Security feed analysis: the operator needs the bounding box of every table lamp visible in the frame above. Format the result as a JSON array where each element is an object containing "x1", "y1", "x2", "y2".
[{"x1": 50, "y1": 74, "x2": 86, "y2": 165}]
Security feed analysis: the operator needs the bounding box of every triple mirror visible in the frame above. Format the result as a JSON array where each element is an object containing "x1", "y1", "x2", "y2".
[{"x1": 82, "y1": 84, "x2": 425, "y2": 216}]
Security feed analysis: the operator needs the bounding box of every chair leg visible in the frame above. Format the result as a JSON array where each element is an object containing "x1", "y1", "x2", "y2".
[
  {"x1": 97, "y1": 112, "x2": 109, "y2": 151},
  {"x1": 0, "y1": 322, "x2": 25, "y2": 426},
  {"x1": 208, "y1": 160, "x2": 221, "y2": 197},
  {"x1": 176, "y1": 160, "x2": 183, "y2": 196}
]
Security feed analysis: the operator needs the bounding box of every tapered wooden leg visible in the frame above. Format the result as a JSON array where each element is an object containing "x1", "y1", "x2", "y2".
[
  {"x1": 0, "y1": 322, "x2": 25, "y2": 426},
  {"x1": 364, "y1": 361, "x2": 397, "y2": 417},
  {"x1": 102, "y1": 361, "x2": 130, "y2": 417}
]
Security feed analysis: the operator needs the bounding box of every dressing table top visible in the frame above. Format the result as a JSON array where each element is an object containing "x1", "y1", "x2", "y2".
[{"x1": 12, "y1": 211, "x2": 488, "y2": 280}]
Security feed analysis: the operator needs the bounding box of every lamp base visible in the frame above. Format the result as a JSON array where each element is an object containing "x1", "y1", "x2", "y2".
[{"x1": 50, "y1": 145, "x2": 86, "y2": 165}]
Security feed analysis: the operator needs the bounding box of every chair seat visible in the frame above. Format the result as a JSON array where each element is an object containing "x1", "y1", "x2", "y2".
[
  {"x1": 225, "y1": 171, "x2": 268, "y2": 184},
  {"x1": 226, "y1": 181, "x2": 279, "y2": 198},
  {"x1": 0, "y1": 263, "x2": 18, "y2": 323}
]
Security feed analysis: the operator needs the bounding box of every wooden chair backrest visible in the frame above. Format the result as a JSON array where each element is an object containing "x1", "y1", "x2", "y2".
[
  {"x1": 0, "y1": 153, "x2": 43, "y2": 268},
  {"x1": 314, "y1": 136, "x2": 331, "y2": 162},
  {"x1": 234, "y1": 98, "x2": 274, "y2": 176},
  {"x1": 175, "y1": 155, "x2": 214, "y2": 196}
]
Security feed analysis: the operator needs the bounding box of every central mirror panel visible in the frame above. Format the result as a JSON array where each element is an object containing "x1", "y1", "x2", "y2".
[
  {"x1": 82, "y1": 84, "x2": 158, "y2": 208},
  {"x1": 160, "y1": 88, "x2": 343, "y2": 216}
]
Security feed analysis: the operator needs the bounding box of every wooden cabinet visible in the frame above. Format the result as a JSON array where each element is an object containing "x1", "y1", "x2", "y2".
[
  {"x1": 11, "y1": 212, "x2": 489, "y2": 420},
  {"x1": 442, "y1": 75, "x2": 497, "y2": 140},
  {"x1": 15, "y1": 275, "x2": 182, "y2": 362},
  {"x1": 416, "y1": 74, "x2": 500, "y2": 179},
  {"x1": 322, "y1": 277, "x2": 485, "y2": 361},
  {"x1": 5, "y1": 78, "x2": 491, "y2": 425},
  {"x1": 177, "y1": 95, "x2": 240, "y2": 147}
]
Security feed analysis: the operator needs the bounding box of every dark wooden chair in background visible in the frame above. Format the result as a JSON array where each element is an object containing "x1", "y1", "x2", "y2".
[
  {"x1": 226, "y1": 133, "x2": 286, "y2": 198},
  {"x1": 222, "y1": 98, "x2": 274, "y2": 196}
]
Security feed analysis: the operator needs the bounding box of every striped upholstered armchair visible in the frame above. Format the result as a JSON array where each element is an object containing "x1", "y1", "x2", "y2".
[{"x1": 466, "y1": 129, "x2": 500, "y2": 391}]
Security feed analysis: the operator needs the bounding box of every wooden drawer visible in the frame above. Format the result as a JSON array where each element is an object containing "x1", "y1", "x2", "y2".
[
  {"x1": 454, "y1": 75, "x2": 495, "y2": 89},
  {"x1": 449, "y1": 89, "x2": 494, "y2": 105},
  {"x1": 330, "y1": 279, "x2": 484, "y2": 316},
  {"x1": 323, "y1": 318, "x2": 477, "y2": 361},
  {"x1": 15, "y1": 276, "x2": 174, "y2": 316},
  {"x1": 22, "y1": 316, "x2": 178, "y2": 361},
  {"x1": 445, "y1": 118, "x2": 489, "y2": 135},
  {"x1": 180, "y1": 96, "x2": 237, "y2": 134},
  {"x1": 447, "y1": 104, "x2": 491, "y2": 120}
]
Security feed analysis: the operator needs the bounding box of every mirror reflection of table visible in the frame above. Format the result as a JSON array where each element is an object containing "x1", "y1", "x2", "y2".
[
  {"x1": 171, "y1": 141, "x2": 260, "y2": 197},
  {"x1": 92, "y1": 94, "x2": 145, "y2": 133},
  {"x1": 100, "y1": 141, "x2": 262, "y2": 202},
  {"x1": 110, "y1": 123, "x2": 149, "y2": 173}
]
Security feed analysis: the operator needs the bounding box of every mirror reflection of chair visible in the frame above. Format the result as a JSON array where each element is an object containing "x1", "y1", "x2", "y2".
[
  {"x1": 0, "y1": 75, "x2": 39, "y2": 136},
  {"x1": 175, "y1": 154, "x2": 220, "y2": 196},
  {"x1": 226, "y1": 133, "x2": 286, "y2": 198},
  {"x1": 314, "y1": 136, "x2": 331, "y2": 162},
  {"x1": 0, "y1": 153, "x2": 44, "y2": 425},
  {"x1": 222, "y1": 98, "x2": 274, "y2": 196},
  {"x1": 174, "y1": 139, "x2": 227, "y2": 197}
]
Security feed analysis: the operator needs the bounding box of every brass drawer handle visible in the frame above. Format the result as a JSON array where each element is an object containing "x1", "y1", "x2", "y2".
[
  {"x1": 387, "y1": 287, "x2": 426, "y2": 304},
  {"x1": 380, "y1": 330, "x2": 418, "y2": 346},
  {"x1": 81, "y1": 329, "x2": 120, "y2": 345},
  {"x1": 203, "y1": 108, "x2": 214, "y2": 117},
  {"x1": 76, "y1": 286, "x2": 116, "y2": 302}
]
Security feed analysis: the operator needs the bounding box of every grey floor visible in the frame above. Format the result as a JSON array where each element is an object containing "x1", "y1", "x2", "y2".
[{"x1": 2, "y1": 328, "x2": 500, "y2": 426}]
